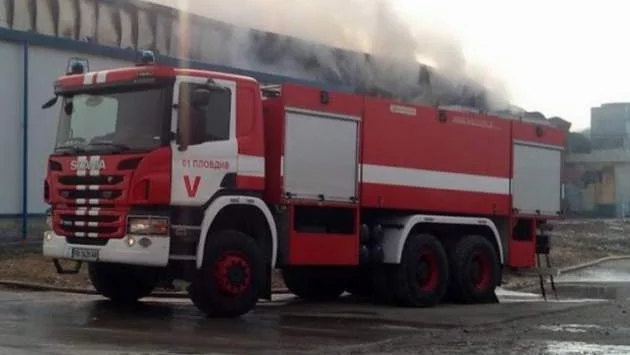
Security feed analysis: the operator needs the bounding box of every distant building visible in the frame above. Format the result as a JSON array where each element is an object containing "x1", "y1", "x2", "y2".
[
  {"x1": 565, "y1": 151, "x2": 630, "y2": 218},
  {"x1": 564, "y1": 102, "x2": 630, "y2": 218},
  {"x1": 590, "y1": 103, "x2": 630, "y2": 150}
]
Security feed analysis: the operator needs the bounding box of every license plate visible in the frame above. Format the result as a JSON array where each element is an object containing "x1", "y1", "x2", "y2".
[{"x1": 71, "y1": 248, "x2": 99, "y2": 261}]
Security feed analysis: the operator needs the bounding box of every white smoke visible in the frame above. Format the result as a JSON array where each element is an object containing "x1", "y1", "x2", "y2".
[{"x1": 144, "y1": 0, "x2": 513, "y2": 112}]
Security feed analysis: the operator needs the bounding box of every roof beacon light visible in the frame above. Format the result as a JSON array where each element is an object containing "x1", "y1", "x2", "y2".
[
  {"x1": 66, "y1": 57, "x2": 88, "y2": 75},
  {"x1": 137, "y1": 50, "x2": 156, "y2": 66}
]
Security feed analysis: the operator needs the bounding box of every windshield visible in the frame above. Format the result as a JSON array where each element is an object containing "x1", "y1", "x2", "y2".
[{"x1": 54, "y1": 87, "x2": 169, "y2": 154}]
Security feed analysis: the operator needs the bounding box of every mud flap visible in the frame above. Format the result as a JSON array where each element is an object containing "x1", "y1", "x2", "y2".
[
  {"x1": 490, "y1": 290, "x2": 499, "y2": 303},
  {"x1": 261, "y1": 263, "x2": 272, "y2": 300}
]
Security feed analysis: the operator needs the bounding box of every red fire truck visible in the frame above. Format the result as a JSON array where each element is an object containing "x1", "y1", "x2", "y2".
[{"x1": 41, "y1": 51, "x2": 564, "y2": 317}]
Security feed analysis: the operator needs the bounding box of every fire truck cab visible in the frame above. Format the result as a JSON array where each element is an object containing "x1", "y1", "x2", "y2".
[{"x1": 42, "y1": 51, "x2": 564, "y2": 317}]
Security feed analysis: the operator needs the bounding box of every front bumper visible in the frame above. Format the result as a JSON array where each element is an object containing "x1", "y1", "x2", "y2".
[{"x1": 43, "y1": 230, "x2": 170, "y2": 267}]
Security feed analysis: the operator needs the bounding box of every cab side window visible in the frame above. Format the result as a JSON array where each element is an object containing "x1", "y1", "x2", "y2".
[{"x1": 178, "y1": 82, "x2": 232, "y2": 145}]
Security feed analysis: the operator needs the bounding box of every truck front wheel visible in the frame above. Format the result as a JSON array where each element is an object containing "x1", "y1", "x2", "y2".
[
  {"x1": 88, "y1": 262, "x2": 160, "y2": 304},
  {"x1": 188, "y1": 230, "x2": 265, "y2": 318}
]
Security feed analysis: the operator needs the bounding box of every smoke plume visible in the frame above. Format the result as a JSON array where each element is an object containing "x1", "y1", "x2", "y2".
[{"x1": 145, "y1": 0, "x2": 513, "y2": 113}]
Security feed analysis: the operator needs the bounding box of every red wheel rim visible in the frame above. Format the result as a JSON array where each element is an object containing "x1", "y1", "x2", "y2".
[
  {"x1": 471, "y1": 251, "x2": 491, "y2": 290},
  {"x1": 417, "y1": 250, "x2": 439, "y2": 292},
  {"x1": 213, "y1": 251, "x2": 252, "y2": 296}
]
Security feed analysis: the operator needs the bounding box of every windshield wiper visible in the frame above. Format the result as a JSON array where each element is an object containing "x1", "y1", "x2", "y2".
[{"x1": 88, "y1": 142, "x2": 131, "y2": 152}]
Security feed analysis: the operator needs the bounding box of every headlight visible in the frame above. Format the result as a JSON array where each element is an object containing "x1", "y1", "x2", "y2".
[{"x1": 127, "y1": 217, "x2": 169, "y2": 235}]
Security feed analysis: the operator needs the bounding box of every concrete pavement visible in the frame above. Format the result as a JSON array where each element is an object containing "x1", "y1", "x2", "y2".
[
  {"x1": 0, "y1": 248, "x2": 629, "y2": 354},
  {"x1": 0, "y1": 285, "x2": 614, "y2": 355}
]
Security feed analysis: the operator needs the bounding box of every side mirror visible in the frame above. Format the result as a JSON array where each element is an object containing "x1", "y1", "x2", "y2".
[
  {"x1": 191, "y1": 88, "x2": 211, "y2": 107},
  {"x1": 177, "y1": 111, "x2": 191, "y2": 152},
  {"x1": 177, "y1": 131, "x2": 189, "y2": 151},
  {"x1": 42, "y1": 96, "x2": 58, "y2": 109},
  {"x1": 64, "y1": 101, "x2": 74, "y2": 115}
]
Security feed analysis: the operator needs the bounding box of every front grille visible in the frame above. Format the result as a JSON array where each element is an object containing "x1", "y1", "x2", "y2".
[
  {"x1": 58, "y1": 175, "x2": 124, "y2": 185},
  {"x1": 59, "y1": 189, "x2": 122, "y2": 200},
  {"x1": 55, "y1": 174, "x2": 126, "y2": 206},
  {"x1": 54, "y1": 210, "x2": 125, "y2": 238},
  {"x1": 50, "y1": 157, "x2": 141, "y2": 239},
  {"x1": 61, "y1": 214, "x2": 118, "y2": 223},
  {"x1": 59, "y1": 224, "x2": 118, "y2": 235}
]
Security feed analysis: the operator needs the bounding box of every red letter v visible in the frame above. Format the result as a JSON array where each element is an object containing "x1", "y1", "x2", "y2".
[{"x1": 184, "y1": 175, "x2": 201, "y2": 198}]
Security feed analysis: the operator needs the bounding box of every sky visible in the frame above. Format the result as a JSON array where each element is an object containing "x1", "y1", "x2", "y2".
[
  {"x1": 147, "y1": 0, "x2": 630, "y2": 132},
  {"x1": 392, "y1": 0, "x2": 628, "y2": 132}
]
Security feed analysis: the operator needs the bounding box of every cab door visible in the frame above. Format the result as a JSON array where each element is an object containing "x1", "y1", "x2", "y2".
[{"x1": 170, "y1": 76, "x2": 238, "y2": 206}]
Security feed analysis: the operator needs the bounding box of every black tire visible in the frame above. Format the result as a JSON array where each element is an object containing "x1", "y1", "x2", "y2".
[
  {"x1": 447, "y1": 235, "x2": 500, "y2": 304},
  {"x1": 282, "y1": 267, "x2": 347, "y2": 302},
  {"x1": 391, "y1": 233, "x2": 449, "y2": 307},
  {"x1": 188, "y1": 230, "x2": 265, "y2": 318},
  {"x1": 88, "y1": 262, "x2": 159, "y2": 304}
]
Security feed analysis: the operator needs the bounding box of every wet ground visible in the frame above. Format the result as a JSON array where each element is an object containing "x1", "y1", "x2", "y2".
[
  {"x1": 0, "y1": 259, "x2": 629, "y2": 354},
  {"x1": 0, "y1": 283, "x2": 623, "y2": 355}
]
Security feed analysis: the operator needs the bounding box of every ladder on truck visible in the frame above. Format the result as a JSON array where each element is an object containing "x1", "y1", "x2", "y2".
[{"x1": 535, "y1": 230, "x2": 559, "y2": 301}]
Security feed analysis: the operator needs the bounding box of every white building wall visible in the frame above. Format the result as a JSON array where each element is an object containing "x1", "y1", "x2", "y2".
[{"x1": 0, "y1": 42, "x2": 23, "y2": 214}]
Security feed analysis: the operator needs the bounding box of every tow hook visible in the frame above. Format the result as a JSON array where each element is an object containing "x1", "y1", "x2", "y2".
[{"x1": 53, "y1": 259, "x2": 83, "y2": 275}]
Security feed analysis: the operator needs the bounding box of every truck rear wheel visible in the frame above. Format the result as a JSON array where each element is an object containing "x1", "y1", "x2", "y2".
[
  {"x1": 447, "y1": 235, "x2": 500, "y2": 304},
  {"x1": 282, "y1": 267, "x2": 348, "y2": 302},
  {"x1": 88, "y1": 262, "x2": 159, "y2": 304},
  {"x1": 188, "y1": 230, "x2": 265, "y2": 318},
  {"x1": 391, "y1": 233, "x2": 449, "y2": 307}
]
